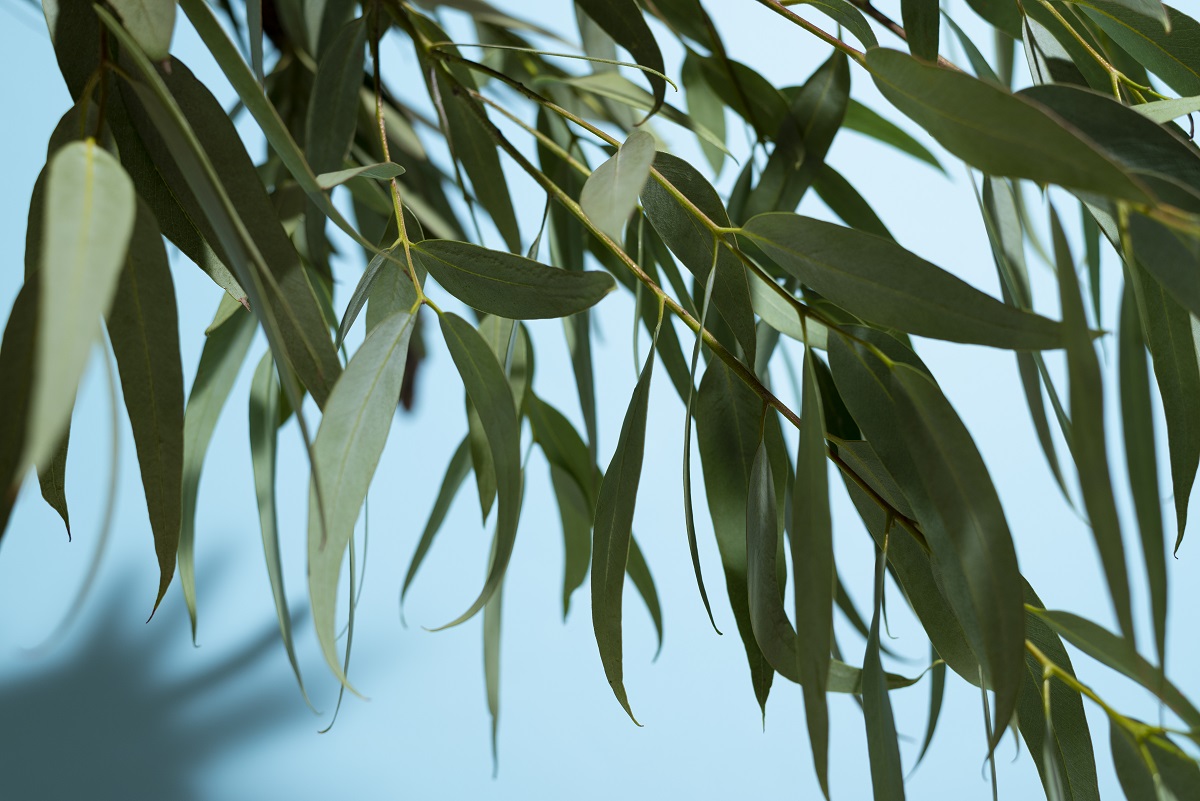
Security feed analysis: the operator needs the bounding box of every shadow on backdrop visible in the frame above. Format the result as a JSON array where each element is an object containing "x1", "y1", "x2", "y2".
[{"x1": 0, "y1": 563, "x2": 313, "y2": 801}]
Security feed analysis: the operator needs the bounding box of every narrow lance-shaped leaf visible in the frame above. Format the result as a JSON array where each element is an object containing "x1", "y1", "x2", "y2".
[
  {"x1": 902, "y1": 0, "x2": 939, "y2": 61},
  {"x1": 26, "y1": 139, "x2": 135, "y2": 474},
  {"x1": 574, "y1": 0, "x2": 666, "y2": 120},
  {"x1": 180, "y1": 296, "x2": 256, "y2": 641},
  {"x1": 794, "y1": 350, "x2": 833, "y2": 797},
  {"x1": 863, "y1": 535, "x2": 906, "y2": 801},
  {"x1": 865, "y1": 48, "x2": 1151, "y2": 202},
  {"x1": 580, "y1": 130, "x2": 657, "y2": 243},
  {"x1": 1082, "y1": 2, "x2": 1200, "y2": 95},
  {"x1": 592, "y1": 323, "x2": 658, "y2": 724},
  {"x1": 681, "y1": 52, "x2": 727, "y2": 174},
  {"x1": 626, "y1": 534, "x2": 664, "y2": 659},
  {"x1": 842, "y1": 100, "x2": 944, "y2": 173},
  {"x1": 249, "y1": 353, "x2": 311, "y2": 706},
  {"x1": 106, "y1": 199, "x2": 185, "y2": 615},
  {"x1": 483, "y1": 549, "x2": 504, "y2": 774},
  {"x1": 309, "y1": 306, "x2": 418, "y2": 683},
  {"x1": 109, "y1": 0, "x2": 177, "y2": 60},
  {"x1": 741, "y1": 212, "x2": 1066, "y2": 350},
  {"x1": 401, "y1": 437, "x2": 471, "y2": 611},
  {"x1": 1118, "y1": 282, "x2": 1168, "y2": 668},
  {"x1": 37, "y1": 433, "x2": 70, "y2": 539},
  {"x1": 316, "y1": 162, "x2": 405, "y2": 190},
  {"x1": 696, "y1": 359, "x2": 775, "y2": 713},
  {"x1": 0, "y1": 284, "x2": 39, "y2": 540},
  {"x1": 1052, "y1": 207, "x2": 1135, "y2": 645},
  {"x1": 432, "y1": 314, "x2": 523, "y2": 630},
  {"x1": 412, "y1": 240, "x2": 615, "y2": 320}
]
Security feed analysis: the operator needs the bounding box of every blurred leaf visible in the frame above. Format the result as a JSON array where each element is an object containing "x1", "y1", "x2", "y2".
[
  {"x1": 788, "y1": 0, "x2": 879, "y2": 48},
  {"x1": 249, "y1": 353, "x2": 311, "y2": 705},
  {"x1": 180, "y1": 296, "x2": 256, "y2": 641},
  {"x1": 580, "y1": 130, "x2": 657, "y2": 242},
  {"x1": 432, "y1": 313, "x2": 523, "y2": 629},
  {"x1": 863, "y1": 539, "x2": 905, "y2": 801},
  {"x1": 696, "y1": 359, "x2": 775, "y2": 714},
  {"x1": 812, "y1": 165, "x2": 893, "y2": 240},
  {"x1": 0, "y1": 283, "x2": 38, "y2": 540},
  {"x1": 107, "y1": 200, "x2": 185, "y2": 615},
  {"x1": 943, "y1": 12, "x2": 1001, "y2": 83},
  {"x1": 591, "y1": 336, "x2": 657, "y2": 723},
  {"x1": 1110, "y1": 723, "x2": 1200, "y2": 801},
  {"x1": 681, "y1": 52, "x2": 727, "y2": 174},
  {"x1": 1118, "y1": 282, "x2": 1168, "y2": 667},
  {"x1": 1083, "y1": 2, "x2": 1200, "y2": 95},
  {"x1": 866, "y1": 49, "x2": 1150, "y2": 202},
  {"x1": 902, "y1": 0, "x2": 940, "y2": 62},
  {"x1": 306, "y1": 17, "x2": 367, "y2": 176},
  {"x1": 793, "y1": 351, "x2": 833, "y2": 797},
  {"x1": 109, "y1": 0, "x2": 177, "y2": 60},
  {"x1": 26, "y1": 140, "x2": 134, "y2": 474},
  {"x1": 916, "y1": 649, "x2": 946, "y2": 765},
  {"x1": 316, "y1": 162, "x2": 406, "y2": 190},
  {"x1": 483, "y1": 557, "x2": 503, "y2": 772},
  {"x1": 574, "y1": 0, "x2": 666, "y2": 119},
  {"x1": 309, "y1": 306, "x2": 418, "y2": 682},
  {"x1": 413, "y1": 240, "x2": 615, "y2": 319},
  {"x1": 1051, "y1": 207, "x2": 1135, "y2": 644},
  {"x1": 741, "y1": 212, "x2": 1065, "y2": 349}
]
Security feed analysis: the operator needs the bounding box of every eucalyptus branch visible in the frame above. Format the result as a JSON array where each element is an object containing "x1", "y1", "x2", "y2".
[{"x1": 752, "y1": 0, "x2": 866, "y2": 63}]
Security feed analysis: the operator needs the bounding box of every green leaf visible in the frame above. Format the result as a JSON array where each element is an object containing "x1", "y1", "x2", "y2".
[
  {"x1": 433, "y1": 314, "x2": 523, "y2": 629},
  {"x1": 412, "y1": 240, "x2": 615, "y2": 319},
  {"x1": 483, "y1": 558, "x2": 504, "y2": 773},
  {"x1": 787, "y1": 0, "x2": 879, "y2": 49},
  {"x1": 828, "y1": 334, "x2": 1024, "y2": 745},
  {"x1": 109, "y1": 0, "x2": 177, "y2": 60},
  {"x1": 306, "y1": 17, "x2": 367, "y2": 175},
  {"x1": 0, "y1": 284, "x2": 38, "y2": 540},
  {"x1": 812, "y1": 165, "x2": 893, "y2": 241},
  {"x1": 400, "y1": 437, "x2": 472, "y2": 609},
  {"x1": 642, "y1": 153, "x2": 757, "y2": 364},
  {"x1": 37, "y1": 433, "x2": 70, "y2": 539},
  {"x1": 249, "y1": 353, "x2": 311, "y2": 706},
  {"x1": 574, "y1": 0, "x2": 666, "y2": 119},
  {"x1": 591, "y1": 336, "x2": 656, "y2": 723},
  {"x1": 916, "y1": 649, "x2": 946, "y2": 765},
  {"x1": 180, "y1": 296, "x2": 256, "y2": 641},
  {"x1": 741, "y1": 212, "x2": 1066, "y2": 350},
  {"x1": 865, "y1": 48, "x2": 1151, "y2": 202},
  {"x1": 309, "y1": 306, "x2": 418, "y2": 682},
  {"x1": 902, "y1": 0, "x2": 940, "y2": 61},
  {"x1": 626, "y1": 534, "x2": 664, "y2": 659},
  {"x1": 107, "y1": 200, "x2": 185, "y2": 615},
  {"x1": 316, "y1": 162, "x2": 406, "y2": 190},
  {"x1": 863, "y1": 539, "x2": 906, "y2": 801},
  {"x1": 1051, "y1": 207, "x2": 1135, "y2": 645},
  {"x1": 842, "y1": 100, "x2": 944, "y2": 173},
  {"x1": 1127, "y1": 261, "x2": 1200, "y2": 555},
  {"x1": 1118, "y1": 282, "x2": 1168, "y2": 667},
  {"x1": 943, "y1": 12, "x2": 1001, "y2": 84},
  {"x1": 793, "y1": 351, "x2": 833, "y2": 797},
  {"x1": 26, "y1": 139, "x2": 134, "y2": 475},
  {"x1": 1133, "y1": 94, "x2": 1200, "y2": 123},
  {"x1": 548, "y1": 462, "x2": 592, "y2": 618},
  {"x1": 1031, "y1": 608, "x2": 1200, "y2": 730},
  {"x1": 1082, "y1": 2, "x2": 1200, "y2": 95},
  {"x1": 696, "y1": 359, "x2": 775, "y2": 714},
  {"x1": 1110, "y1": 722, "x2": 1200, "y2": 801},
  {"x1": 580, "y1": 130, "x2": 657, "y2": 242},
  {"x1": 681, "y1": 52, "x2": 727, "y2": 174}
]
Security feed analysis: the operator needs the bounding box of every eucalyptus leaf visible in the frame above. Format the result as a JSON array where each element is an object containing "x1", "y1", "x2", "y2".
[
  {"x1": 316, "y1": 162, "x2": 406, "y2": 190},
  {"x1": 580, "y1": 130, "x2": 657, "y2": 242},
  {"x1": 109, "y1": 0, "x2": 177, "y2": 60}
]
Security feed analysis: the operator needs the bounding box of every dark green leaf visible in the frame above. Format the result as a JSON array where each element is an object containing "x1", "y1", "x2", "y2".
[
  {"x1": 591, "y1": 337, "x2": 656, "y2": 723},
  {"x1": 842, "y1": 100, "x2": 944, "y2": 172},
  {"x1": 863, "y1": 539, "x2": 905, "y2": 801},
  {"x1": 812, "y1": 165, "x2": 893, "y2": 240},
  {"x1": 626, "y1": 534, "x2": 664, "y2": 659},
  {"x1": 902, "y1": 0, "x2": 940, "y2": 61},
  {"x1": 433, "y1": 313, "x2": 523, "y2": 629},
  {"x1": 305, "y1": 17, "x2": 367, "y2": 175},
  {"x1": 741, "y1": 212, "x2": 1065, "y2": 349},
  {"x1": 0, "y1": 283, "x2": 38, "y2": 540},
  {"x1": 412, "y1": 240, "x2": 615, "y2": 319},
  {"x1": 548, "y1": 462, "x2": 592, "y2": 618},
  {"x1": 1083, "y1": 2, "x2": 1200, "y2": 95},
  {"x1": 107, "y1": 200, "x2": 185, "y2": 614},
  {"x1": 109, "y1": 0, "x2": 177, "y2": 60},
  {"x1": 574, "y1": 0, "x2": 666, "y2": 119},
  {"x1": 916, "y1": 649, "x2": 946, "y2": 764},
  {"x1": 866, "y1": 48, "x2": 1150, "y2": 202},
  {"x1": 37, "y1": 432, "x2": 70, "y2": 539},
  {"x1": 401, "y1": 437, "x2": 472, "y2": 609},
  {"x1": 1051, "y1": 207, "x2": 1135, "y2": 644}
]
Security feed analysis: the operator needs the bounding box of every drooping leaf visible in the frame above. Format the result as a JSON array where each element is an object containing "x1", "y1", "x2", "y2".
[
  {"x1": 741, "y1": 212, "x2": 1066, "y2": 350},
  {"x1": 106, "y1": 200, "x2": 185, "y2": 615},
  {"x1": 916, "y1": 649, "x2": 946, "y2": 765},
  {"x1": 1082, "y1": 2, "x2": 1200, "y2": 95},
  {"x1": 26, "y1": 140, "x2": 135, "y2": 474},
  {"x1": 793, "y1": 351, "x2": 833, "y2": 798},
  {"x1": 695, "y1": 359, "x2": 775, "y2": 714},
  {"x1": 305, "y1": 16, "x2": 368, "y2": 176},
  {"x1": 580, "y1": 130, "x2": 657, "y2": 242},
  {"x1": 548, "y1": 462, "x2": 592, "y2": 618},
  {"x1": 591, "y1": 335, "x2": 657, "y2": 723},
  {"x1": 863, "y1": 538, "x2": 906, "y2": 801},
  {"x1": 316, "y1": 162, "x2": 406, "y2": 190},
  {"x1": 37, "y1": 433, "x2": 70, "y2": 539},
  {"x1": 400, "y1": 437, "x2": 472, "y2": 609},
  {"x1": 1051, "y1": 207, "x2": 1135, "y2": 645},
  {"x1": 109, "y1": 0, "x2": 177, "y2": 60},
  {"x1": 626, "y1": 534, "x2": 664, "y2": 659},
  {"x1": 412, "y1": 240, "x2": 615, "y2": 319},
  {"x1": 309, "y1": 306, "x2": 418, "y2": 682},
  {"x1": 249, "y1": 353, "x2": 311, "y2": 705},
  {"x1": 483, "y1": 556, "x2": 504, "y2": 773},
  {"x1": 681, "y1": 52, "x2": 727, "y2": 174},
  {"x1": 179, "y1": 296, "x2": 256, "y2": 641},
  {"x1": 902, "y1": 0, "x2": 940, "y2": 61},
  {"x1": 828, "y1": 333, "x2": 1024, "y2": 744},
  {"x1": 1118, "y1": 282, "x2": 1168, "y2": 667},
  {"x1": 865, "y1": 48, "x2": 1150, "y2": 202},
  {"x1": 842, "y1": 100, "x2": 944, "y2": 173},
  {"x1": 574, "y1": 0, "x2": 666, "y2": 119},
  {"x1": 432, "y1": 314, "x2": 523, "y2": 629},
  {"x1": 812, "y1": 165, "x2": 893, "y2": 241},
  {"x1": 0, "y1": 284, "x2": 38, "y2": 540}
]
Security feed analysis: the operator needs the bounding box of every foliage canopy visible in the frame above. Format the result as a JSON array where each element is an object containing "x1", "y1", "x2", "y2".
[{"x1": 5, "y1": 0, "x2": 1200, "y2": 797}]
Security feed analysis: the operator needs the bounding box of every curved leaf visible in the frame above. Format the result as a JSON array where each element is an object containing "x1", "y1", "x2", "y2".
[
  {"x1": 413, "y1": 240, "x2": 615, "y2": 319},
  {"x1": 574, "y1": 0, "x2": 666, "y2": 119},
  {"x1": 580, "y1": 130, "x2": 657, "y2": 242},
  {"x1": 741, "y1": 212, "x2": 1065, "y2": 349},
  {"x1": 863, "y1": 539, "x2": 905, "y2": 801},
  {"x1": 109, "y1": 0, "x2": 177, "y2": 60},
  {"x1": 1083, "y1": 1, "x2": 1200, "y2": 95}
]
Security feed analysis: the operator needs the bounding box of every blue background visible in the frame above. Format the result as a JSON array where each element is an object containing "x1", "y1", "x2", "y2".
[{"x1": 1, "y1": 1, "x2": 1196, "y2": 798}]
